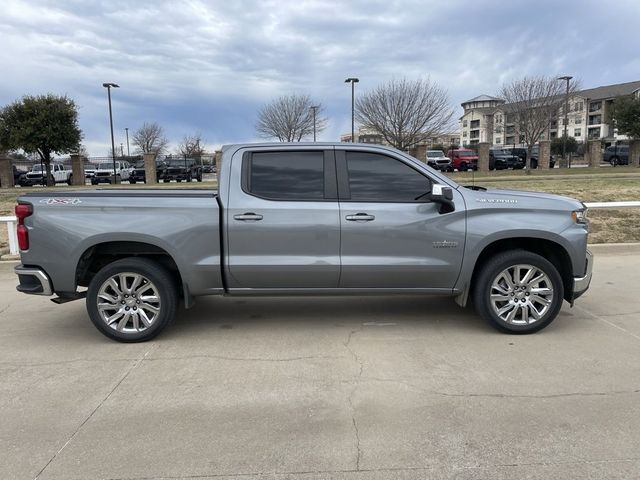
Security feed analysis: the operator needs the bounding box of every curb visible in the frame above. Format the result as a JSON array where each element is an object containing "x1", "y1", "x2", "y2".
[{"x1": 587, "y1": 243, "x2": 640, "y2": 254}]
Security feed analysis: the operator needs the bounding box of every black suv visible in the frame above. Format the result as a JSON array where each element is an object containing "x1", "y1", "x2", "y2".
[
  {"x1": 129, "y1": 159, "x2": 168, "y2": 184},
  {"x1": 162, "y1": 158, "x2": 203, "y2": 182},
  {"x1": 603, "y1": 145, "x2": 629, "y2": 166},
  {"x1": 507, "y1": 146, "x2": 555, "y2": 169},
  {"x1": 489, "y1": 148, "x2": 523, "y2": 170}
]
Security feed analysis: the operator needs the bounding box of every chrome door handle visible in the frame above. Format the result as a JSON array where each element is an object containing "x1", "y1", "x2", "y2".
[
  {"x1": 234, "y1": 212, "x2": 263, "y2": 221},
  {"x1": 345, "y1": 213, "x2": 375, "y2": 222}
]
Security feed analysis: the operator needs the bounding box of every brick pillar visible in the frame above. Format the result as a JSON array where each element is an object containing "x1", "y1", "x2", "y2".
[
  {"x1": 0, "y1": 155, "x2": 14, "y2": 188},
  {"x1": 630, "y1": 140, "x2": 640, "y2": 168},
  {"x1": 70, "y1": 154, "x2": 85, "y2": 186},
  {"x1": 588, "y1": 140, "x2": 602, "y2": 168},
  {"x1": 538, "y1": 140, "x2": 551, "y2": 169},
  {"x1": 478, "y1": 142, "x2": 490, "y2": 172},
  {"x1": 412, "y1": 144, "x2": 427, "y2": 162},
  {"x1": 143, "y1": 152, "x2": 157, "y2": 184}
]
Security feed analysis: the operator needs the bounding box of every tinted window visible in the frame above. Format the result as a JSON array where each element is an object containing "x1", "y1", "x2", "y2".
[
  {"x1": 247, "y1": 151, "x2": 325, "y2": 200},
  {"x1": 346, "y1": 152, "x2": 430, "y2": 202}
]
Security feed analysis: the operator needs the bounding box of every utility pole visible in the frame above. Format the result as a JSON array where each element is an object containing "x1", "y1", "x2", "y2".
[
  {"x1": 102, "y1": 82, "x2": 120, "y2": 182},
  {"x1": 125, "y1": 127, "x2": 130, "y2": 157},
  {"x1": 310, "y1": 105, "x2": 319, "y2": 141},
  {"x1": 558, "y1": 75, "x2": 573, "y2": 168}
]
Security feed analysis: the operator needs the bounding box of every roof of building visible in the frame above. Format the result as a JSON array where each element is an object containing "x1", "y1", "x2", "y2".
[
  {"x1": 576, "y1": 80, "x2": 640, "y2": 100},
  {"x1": 462, "y1": 94, "x2": 504, "y2": 104}
]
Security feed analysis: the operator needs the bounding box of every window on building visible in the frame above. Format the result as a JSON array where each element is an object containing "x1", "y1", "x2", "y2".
[
  {"x1": 574, "y1": 128, "x2": 581, "y2": 137},
  {"x1": 589, "y1": 115, "x2": 602, "y2": 125},
  {"x1": 495, "y1": 114, "x2": 502, "y2": 123},
  {"x1": 588, "y1": 127, "x2": 601, "y2": 139},
  {"x1": 589, "y1": 101, "x2": 602, "y2": 112},
  {"x1": 345, "y1": 152, "x2": 430, "y2": 203},
  {"x1": 496, "y1": 137, "x2": 502, "y2": 144},
  {"x1": 575, "y1": 117, "x2": 582, "y2": 124},
  {"x1": 463, "y1": 120, "x2": 468, "y2": 127},
  {"x1": 506, "y1": 136, "x2": 515, "y2": 145},
  {"x1": 470, "y1": 120, "x2": 480, "y2": 128},
  {"x1": 550, "y1": 132, "x2": 557, "y2": 139},
  {"x1": 550, "y1": 120, "x2": 558, "y2": 128},
  {"x1": 574, "y1": 101, "x2": 583, "y2": 111},
  {"x1": 244, "y1": 151, "x2": 325, "y2": 200},
  {"x1": 463, "y1": 131, "x2": 467, "y2": 137}
]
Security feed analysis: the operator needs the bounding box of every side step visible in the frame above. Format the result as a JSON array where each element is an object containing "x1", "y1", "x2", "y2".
[{"x1": 51, "y1": 291, "x2": 87, "y2": 304}]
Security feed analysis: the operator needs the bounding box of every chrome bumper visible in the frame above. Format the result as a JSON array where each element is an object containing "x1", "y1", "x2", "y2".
[
  {"x1": 15, "y1": 265, "x2": 53, "y2": 296},
  {"x1": 572, "y1": 250, "x2": 593, "y2": 300}
]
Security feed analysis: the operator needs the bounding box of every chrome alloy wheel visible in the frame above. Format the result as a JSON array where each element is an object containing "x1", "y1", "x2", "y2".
[
  {"x1": 489, "y1": 264, "x2": 554, "y2": 325},
  {"x1": 96, "y1": 272, "x2": 161, "y2": 333}
]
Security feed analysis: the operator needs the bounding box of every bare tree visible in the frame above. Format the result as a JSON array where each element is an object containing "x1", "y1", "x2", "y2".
[
  {"x1": 499, "y1": 75, "x2": 580, "y2": 169},
  {"x1": 355, "y1": 77, "x2": 453, "y2": 151},
  {"x1": 256, "y1": 94, "x2": 327, "y2": 142},
  {"x1": 132, "y1": 122, "x2": 169, "y2": 155},
  {"x1": 177, "y1": 134, "x2": 206, "y2": 156}
]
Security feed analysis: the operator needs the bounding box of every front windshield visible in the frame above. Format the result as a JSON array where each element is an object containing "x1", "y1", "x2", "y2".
[
  {"x1": 427, "y1": 151, "x2": 445, "y2": 158},
  {"x1": 31, "y1": 165, "x2": 43, "y2": 172},
  {"x1": 97, "y1": 163, "x2": 113, "y2": 170},
  {"x1": 458, "y1": 151, "x2": 476, "y2": 157}
]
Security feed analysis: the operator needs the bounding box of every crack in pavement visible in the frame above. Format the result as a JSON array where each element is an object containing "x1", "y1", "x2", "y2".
[
  {"x1": 576, "y1": 305, "x2": 640, "y2": 342},
  {"x1": 100, "y1": 456, "x2": 640, "y2": 479},
  {"x1": 143, "y1": 354, "x2": 343, "y2": 363},
  {"x1": 33, "y1": 343, "x2": 158, "y2": 480},
  {"x1": 0, "y1": 357, "x2": 140, "y2": 368},
  {"x1": 343, "y1": 329, "x2": 363, "y2": 471}
]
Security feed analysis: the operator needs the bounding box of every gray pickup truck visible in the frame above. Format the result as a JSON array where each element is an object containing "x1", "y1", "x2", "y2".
[{"x1": 13, "y1": 143, "x2": 592, "y2": 342}]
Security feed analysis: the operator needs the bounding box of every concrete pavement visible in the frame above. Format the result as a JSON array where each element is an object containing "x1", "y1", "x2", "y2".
[{"x1": 1, "y1": 251, "x2": 639, "y2": 480}]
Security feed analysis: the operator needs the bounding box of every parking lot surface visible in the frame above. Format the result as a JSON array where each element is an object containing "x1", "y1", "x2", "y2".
[{"x1": 1, "y1": 249, "x2": 639, "y2": 480}]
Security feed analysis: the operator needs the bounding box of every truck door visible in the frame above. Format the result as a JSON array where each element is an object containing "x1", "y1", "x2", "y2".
[
  {"x1": 226, "y1": 149, "x2": 340, "y2": 290},
  {"x1": 336, "y1": 148, "x2": 465, "y2": 289}
]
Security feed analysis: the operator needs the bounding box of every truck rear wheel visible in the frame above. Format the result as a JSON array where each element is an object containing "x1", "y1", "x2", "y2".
[
  {"x1": 473, "y1": 250, "x2": 564, "y2": 334},
  {"x1": 86, "y1": 258, "x2": 178, "y2": 342}
]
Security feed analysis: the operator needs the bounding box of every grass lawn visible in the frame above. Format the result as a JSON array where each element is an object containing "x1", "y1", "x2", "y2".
[{"x1": 1, "y1": 168, "x2": 639, "y2": 249}]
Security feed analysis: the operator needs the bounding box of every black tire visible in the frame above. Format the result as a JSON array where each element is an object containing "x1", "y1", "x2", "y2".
[
  {"x1": 459, "y1": 162, "x2": 468, "y2": 172},
  {"x1": 472, "y1": 250, "x2": 564, "y2": 334},
  {"x1": 197, "y1": 174, "x2": 202, "y2": 182},
  {"x1": 530, "y1": 159, "x2": 538, "y2": 169},
  {"x1": 610, "y1": 156, "x2": 619, "y2": 166},
  {"x1": 86, "y1": 258, "x2": 178, "y2": 342},
  {"x1": 67, "y1": 174, "x2": 73, "y2": 185}
]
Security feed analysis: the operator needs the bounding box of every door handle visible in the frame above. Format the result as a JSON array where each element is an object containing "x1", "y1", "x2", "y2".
[
  {"x1": 345, "y1": 213, "x2": 375, "y2": 222},
  {"x1": 234, "y1": 212, "x2": 263, "y2": 221}
]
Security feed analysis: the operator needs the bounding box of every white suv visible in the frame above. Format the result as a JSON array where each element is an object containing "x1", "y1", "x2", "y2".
[{"x1": 92, "y1": 161, "x2": 132, "y2": 184}]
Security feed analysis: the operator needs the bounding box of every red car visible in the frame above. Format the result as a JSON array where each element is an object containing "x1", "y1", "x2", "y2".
[{"x1": 447, "y1": 148, "x2": 478, "y2": 171}]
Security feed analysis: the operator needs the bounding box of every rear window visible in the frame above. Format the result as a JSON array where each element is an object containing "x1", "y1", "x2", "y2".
[{"x1": 244, "y1": 151, "x2": 325, "y2": 201}]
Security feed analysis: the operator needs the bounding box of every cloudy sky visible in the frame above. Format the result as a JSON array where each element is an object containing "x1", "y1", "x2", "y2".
[{"x1": 1, "y1": 0, "x2": 638, "y2": 156}]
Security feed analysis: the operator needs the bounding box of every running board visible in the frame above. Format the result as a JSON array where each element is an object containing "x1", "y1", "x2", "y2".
[{"x1": 51, "y1": 292, "x2": 87, "y2": 304}]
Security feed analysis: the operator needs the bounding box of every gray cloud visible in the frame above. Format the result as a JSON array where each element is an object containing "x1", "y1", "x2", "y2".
[{"x1": 1, "y1": 0, "x2": 638, "y2": 155}]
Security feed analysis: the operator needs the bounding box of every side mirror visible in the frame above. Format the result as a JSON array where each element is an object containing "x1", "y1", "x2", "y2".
[{"x1": 429, "y1": 184, "x2": 455, "y2": 214}]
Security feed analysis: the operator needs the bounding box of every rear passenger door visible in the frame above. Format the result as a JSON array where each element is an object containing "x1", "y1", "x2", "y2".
[
  {"x1": 337, "y1": 148, "x2": 465, "y2": 289},
  {"x1": 226, "y1": 149, "x2": 341, "y2": 290}
]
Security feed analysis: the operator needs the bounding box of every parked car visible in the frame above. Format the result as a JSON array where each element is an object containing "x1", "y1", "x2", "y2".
[
  {"x1": 84, "y1": 165, "x2": 97, "y2": 179},
  {"x1": 446, "y1": 148, "x2": 478, "y2": 171},
  {"x1": 507, "y1": 146, "x2": 556, "y2": 169},
  {"x1": 91, "y1": 161, "x2": 132, "y2": 184},
  {"x1": 0, "y1": 165, "x2": 27, "y2": 187},
  {"x1": 129, "y1": 160, "x2": 168, "y2": 184},
  {"x1": 202, "y1": 164, "x2": 215, "y2": 174},
  {"x1": 13, "y1": 142, "x2": 592, "y2": 342},
  {"x1": 603, "y1": 145, "x2": 629, "y2": 166},
  {"x1": 489, "y1": 148, "x2": 523, "y2": 170},
  {"x1": 426, "y1": 150, "x2": 452, "y2": 171},
  {"x1": 162, "y1": 158, "x2": 203, "y2": 182},
  {"x1": 18, "y1": 163, "x2": 73, "y2": 186}
]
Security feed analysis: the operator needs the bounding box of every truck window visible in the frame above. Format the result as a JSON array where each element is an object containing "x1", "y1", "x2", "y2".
[
  {"x1": 244, "y1": 151, "x2": 325, "y2": 200},
  {"x1": 345, "y1": 152, "x2": 431, "y2": 202}
]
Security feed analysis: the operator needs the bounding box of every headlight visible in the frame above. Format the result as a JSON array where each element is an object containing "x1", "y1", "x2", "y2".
[{"x1": 572, "y1": 209, "x2": 588, "y2": 225}]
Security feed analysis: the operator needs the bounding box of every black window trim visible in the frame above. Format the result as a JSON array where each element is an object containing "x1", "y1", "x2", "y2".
[
  {"x1": 241, "y1": 149, "x2": 338, "y2": 202},
  {"x1": 336, "y1": 149, "x2": 434, "y2": 204}
]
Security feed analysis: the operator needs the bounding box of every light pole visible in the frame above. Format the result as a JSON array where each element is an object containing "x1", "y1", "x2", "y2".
[
  {"x1": 558, "y1": 75, "x2": 572, "y2": 168},
  {"x1": 125, "y1": 127, "x2": 130, "y2": 157},
  {"x1": 120, "y1": 143, "x2": 124, "y2": 157},
  {"x1": 102, "y1": 82, "x2": 120, "y2": 183},
  {"x1": 345, "y1": 78, "x2": 359, "y2": 142},
  {"x1": 310, "y1": 105, "x2": 319, "y2": 141}
]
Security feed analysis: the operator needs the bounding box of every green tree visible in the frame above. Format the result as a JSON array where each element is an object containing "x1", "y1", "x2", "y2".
[
  {"x1": 0, "y1": 94, "x2": 82, "y2": 186},
  {"x1": 609, "y1": 95, "x2": 640, "y2": 139},
  {"x1": 550, "y1": 135, "x2": 578, "y2": 156}
]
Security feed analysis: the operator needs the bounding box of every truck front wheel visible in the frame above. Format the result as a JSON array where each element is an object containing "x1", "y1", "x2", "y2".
[
  {"x1": 472, "y1": 250, "x2": 564, "y2": 334},
  {"x1": 86, "y1": 258, "x2": 178, "y2": 342}
]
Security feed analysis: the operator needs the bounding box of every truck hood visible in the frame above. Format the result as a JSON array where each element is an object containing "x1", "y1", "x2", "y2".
[{"x1": 467, "y1": 186, "x2": 585, "y2": 211}]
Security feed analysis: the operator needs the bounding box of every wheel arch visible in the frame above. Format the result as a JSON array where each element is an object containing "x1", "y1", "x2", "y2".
[{"x1": 457, "y1": 236, "x2": 574, "y2": 306}]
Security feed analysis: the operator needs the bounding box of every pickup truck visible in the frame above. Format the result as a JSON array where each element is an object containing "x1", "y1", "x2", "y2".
[
  {"x1": 18, "y1": 163, "x2": 73, "y2": 186},
  {"x1": 13, "y1": 143, "x2": 592, "y2": 342}
]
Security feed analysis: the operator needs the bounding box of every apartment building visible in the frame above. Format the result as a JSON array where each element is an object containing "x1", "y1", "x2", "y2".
[{"x1": 460, "y1": 80, "x2": 640, "y2": 147}]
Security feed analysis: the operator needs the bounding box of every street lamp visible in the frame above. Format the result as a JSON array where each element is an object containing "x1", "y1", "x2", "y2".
[
  {"x1": 125, "y1": 127, "x2": 130, "y2": 157},
  {"x1": 345, "y1": 78, "x2": 359, "y2": 142},
  {"x1": 310, "y1": 105, "x2": 319, "y2": 142},
  {"x1": 102, "y1": 82, "x2": 120, "y2": 183},
  {"x1": 558, "y1": 75, "x2": 573, "y2": 168}
]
